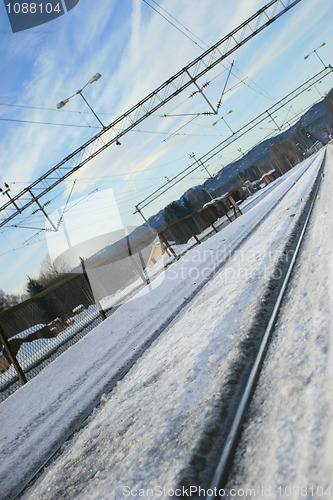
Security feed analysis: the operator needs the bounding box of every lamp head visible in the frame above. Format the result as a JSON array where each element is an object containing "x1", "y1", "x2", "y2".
[
  {"x1": 89, "y1": 73, "x2": 102, "y2": 84},
  {"x1": 56, "y1": 99, "x2": 69, "y2": 109}
]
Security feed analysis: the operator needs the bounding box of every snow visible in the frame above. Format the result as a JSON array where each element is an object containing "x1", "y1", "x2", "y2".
[
  {"x1": 224, "y1": 145, "x2": 333, "y2": 497},
  {"x1": 261, "y1": 169, "x2": 276, "y2": 177},
  {"x1": 0, "y1": 148, "x2": 329, "y2": 499},
  {"x1": 0, "y1": 304, "x2": 102, "y2": 397}
]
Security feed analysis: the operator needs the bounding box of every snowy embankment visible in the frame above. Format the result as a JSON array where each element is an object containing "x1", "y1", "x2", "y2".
[
  {"x1": 0, "y1": 149, "x2": 326, "y2": 499},
  {"x1": 225, "y1": 146, "x2": 333, "y2": 497}
]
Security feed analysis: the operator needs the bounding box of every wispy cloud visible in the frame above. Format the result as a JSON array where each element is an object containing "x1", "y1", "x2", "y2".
[{"x1": 1, "y1": 0, "x2": 333, "y2": 293}]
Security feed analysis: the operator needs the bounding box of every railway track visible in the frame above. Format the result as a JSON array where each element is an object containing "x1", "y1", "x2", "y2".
[
  {"x1": 6, "y1": 150, "x2": 325, "y2": 500},
  {"x1": 204, "y1": 150, "x2": 327, "y2": 499}
]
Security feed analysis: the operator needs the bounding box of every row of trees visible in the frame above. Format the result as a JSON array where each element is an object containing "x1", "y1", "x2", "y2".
[
  {"x1": 0, "y1": 290, "x2": 22, "y2": 313},
  {"x1": 26, "y1": 256, "x2": 69, "y2": 296},
  {"x1": 0, "y1": 257, "x2": 69, "y2": 313}
]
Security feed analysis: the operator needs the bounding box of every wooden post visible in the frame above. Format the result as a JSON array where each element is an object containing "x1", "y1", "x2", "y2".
[
  {"x1": 228, "y1": 195, "x2": 243, "y2": 218},
  {"x1": 210, "y1": 222, "x2": 219, "y2": 233},
  {"x1": 182, "y1": 219, "x2": 201, "y2": 244},
  {"x1": 218, "y1": 201, "x2": 233, "y2": 222},
  {"x1": 126, "y1": 236, "x2": 150, "y2": 286},
  {"x1": 0, "y1": 325, "x2": 27, "y2": 385},
  {"x1": 201, "y1": 209, "x2": 218, "y2": 234},
  {"x1": 80, "y1": 258, "x2": 107, "y2": 320},
  {"x1": 159, "y1": 232, "x2": 179, "y2": 260}
]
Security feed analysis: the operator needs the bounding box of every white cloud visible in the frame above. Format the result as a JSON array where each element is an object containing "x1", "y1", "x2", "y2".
[{"x1": 1, "y1": 0, "x2": 333, "y2": 292}]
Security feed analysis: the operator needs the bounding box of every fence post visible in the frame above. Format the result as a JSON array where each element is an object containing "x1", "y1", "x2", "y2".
[
  {"x1": 200, "y1": 209, "x2": 218, "y2": 234},
  {"x1": 126, "y1": 236, "x2": 150, "y2": 286},
  {"x1": 182, "y1": 219, "x2": 201, "y2": 244},
  {"x1": 227, "y1": 195, "x2": 243, "y2": 219},
  {"x1": 80, "y1": 258, "x2": 107, "y2": 321},
  {"x1": 159, "y1": 231, "x2": 179, "y2": 260},
  {"x1": 0, "y1": 325, "x2": 27, "y2": 385},
  {"x1": 218, "y1": 200, "x2": 233, "y2": 222}
]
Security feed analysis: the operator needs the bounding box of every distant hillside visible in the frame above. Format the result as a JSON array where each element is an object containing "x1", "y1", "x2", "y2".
[
  {"x1": 80, "y1": 91, "x2": 333, "y2": 269},
  {"x1": 146, "y1": 94, "x2": 332, "y2": 231}
]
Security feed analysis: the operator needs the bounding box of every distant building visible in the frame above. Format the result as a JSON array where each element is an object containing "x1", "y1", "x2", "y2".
[
  {"x1": 147, "y1": 244, "x2": 165, "y2": 268},
  {"x1": 260, "y1": 169, "x2": 279, "y2": 186},
  {"x1": 242, "y1": 179, "x2": 257, "y2": 196},
  {"x1": 303, "y1": 141, "x2": 323, "y2": 158}
]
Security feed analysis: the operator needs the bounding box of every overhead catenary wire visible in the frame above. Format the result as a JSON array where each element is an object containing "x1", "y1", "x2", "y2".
[
  {"x1": 142, "y1": 0, "x2": 204, "y2": 49},
  {"x1": 0, "y1": 102, "x2": 119, "y2": 116},
  {"x1": 142, "y1": 0, "x2": 276, "y2": 103},
  {"x1": 0, "y1": 0, "x2": 304, "y2": 230},
  {"x1": 135, "y1": 66, "x2": 332, "y2": 212},
  {"x1": 0, "y1": 178, "x2": 164, "y2": 256}
]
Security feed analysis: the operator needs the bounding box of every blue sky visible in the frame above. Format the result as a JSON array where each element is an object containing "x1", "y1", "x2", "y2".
[{"x1": 1, "y1": 0, "x2": 333, "y2": 294}]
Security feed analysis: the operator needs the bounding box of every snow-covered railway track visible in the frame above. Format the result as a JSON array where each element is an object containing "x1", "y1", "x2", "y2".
[
  {"x1": 204, "y1": 152, "x2": 327, "y2": 499},
  {"x1": 1, "y1": 150, "x2": 327, "y2": 500}
]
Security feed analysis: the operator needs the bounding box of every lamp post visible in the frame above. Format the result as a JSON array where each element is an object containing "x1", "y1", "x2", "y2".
[
  {"x1": 304, "y1": 43, "x2": 327, "y2": 69},
  {"x1": 212, "y1": 110, "x2": 234, "y2": 133},
  {"x1": 56, "y1": 73, "x2": 105, "y2": 129}
]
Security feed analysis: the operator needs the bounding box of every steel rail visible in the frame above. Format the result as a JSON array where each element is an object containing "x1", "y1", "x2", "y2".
[
  {"x1": 206, "y1": 148, "x2": 327, "y2": 499},
  {"x1": 0, "y1": 0, "x2": 302, "y2": 228}
]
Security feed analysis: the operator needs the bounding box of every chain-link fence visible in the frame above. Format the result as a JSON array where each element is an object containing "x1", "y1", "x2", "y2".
[
  {"x1": 158, "y1": 194, "x2": 242, "y2": 258},
  {"x1": 0, "y1": 273, "x2": 105, "y2": 402},
  {"x1": 0, "y1": 195, "x2": 242, "y2": 403}
]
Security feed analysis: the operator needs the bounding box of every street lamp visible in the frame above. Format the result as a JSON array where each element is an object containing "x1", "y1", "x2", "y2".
[
  {"x1": 56, "y1": 73, "x2": 105, "y2": 129},
  {"x1": 304, "y1": 43, "x2": 327, "y2": 69},
  {"x1": 212, "y1": 110, "x2": 234, "y2": 133}
]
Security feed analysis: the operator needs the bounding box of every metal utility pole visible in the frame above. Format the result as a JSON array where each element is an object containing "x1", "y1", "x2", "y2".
[
  {"x1": 29, "y1": 190, "x2": 57, "y2": 232},
  {"x1": 0, "y1": 184, "x2": 21, "y2": 213},
  {"x1": 1, "y1": 0, "x2": 302, "y2": 229},
  {"x1": 189, "y1": 152, "x2": 213, "y2": 179}
]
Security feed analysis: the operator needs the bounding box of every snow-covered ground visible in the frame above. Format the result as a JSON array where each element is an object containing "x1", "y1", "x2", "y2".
[
  {"x1": 0, "y1": 164, "x2": 290, "y2": 403},
  {"x1": 224, "y1": 146, "x2": 333, "y2": 498},
  {"x1": 0, "y1": 148, "x2": 329, "y2": 499},
  {"x1": 1, "y1": 305, "x2": 101, "y2": 378}
]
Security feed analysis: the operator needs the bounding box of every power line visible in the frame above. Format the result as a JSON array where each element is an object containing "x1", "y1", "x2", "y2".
[
  {"x1": 135, "y1": 67, "x2": 332, "y2": 212},
  {"x1": 142, "y1": 0, "x2": 203, "y2": 49},
  {"x1": 0, "y1": 116, "x2": 100, "y2": 128},
  {"x1": 0, "y1": 114, "x2": 225, "y2": 139},
  {"x1": 0, "y1": 102, "x2": 118, "y2": 116},
  {"x1": 148, "y1": 0, "x2": 208, "y2": 48},
  {"x1": 142, "y1": 0, "x2": 276, "y2": 103},
  {"x1": 0, "y1": 0, "x2": 303, "y2": 229}
]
